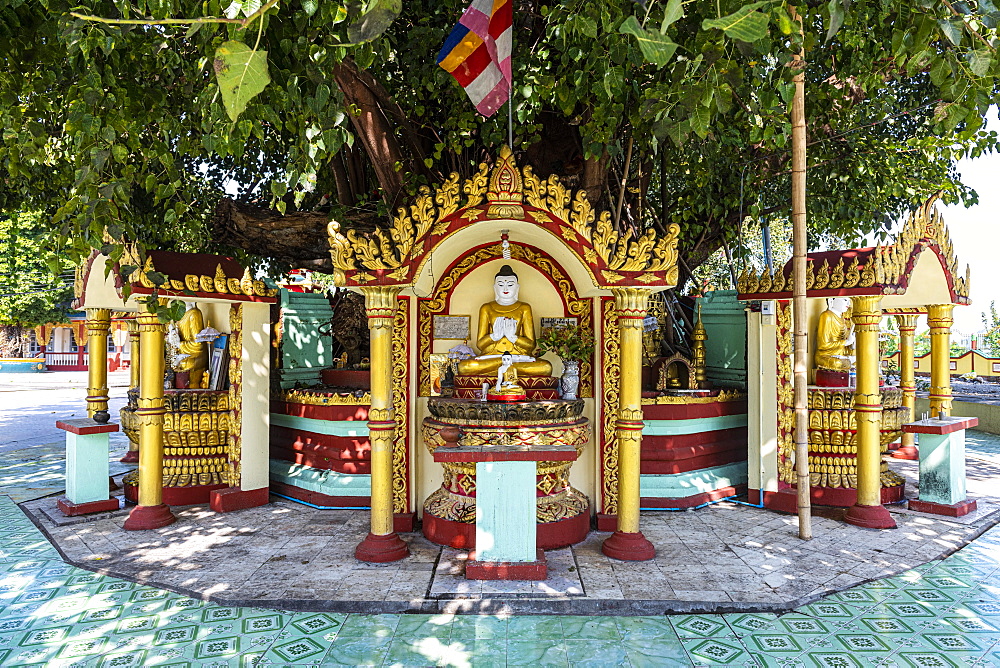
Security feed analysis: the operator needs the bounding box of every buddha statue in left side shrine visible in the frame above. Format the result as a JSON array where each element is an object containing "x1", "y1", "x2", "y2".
[{"x1": 175, "y1": 303, "x2": 210, "y2": 389}]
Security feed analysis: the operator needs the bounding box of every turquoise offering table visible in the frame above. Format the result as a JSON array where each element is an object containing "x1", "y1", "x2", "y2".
[
  {"x1": 433, "y1": 442, "x2": 579, "y2": 580},
  {"x1": 902, "y1": 416, "x2": 979, "y2": 517},
  {"x1": 56, "y1": 419, "x2": 121, "y2": 516}
]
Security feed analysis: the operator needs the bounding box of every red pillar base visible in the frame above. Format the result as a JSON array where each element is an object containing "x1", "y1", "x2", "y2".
[
  {"x1": 123, "y1": 504, "x2": 176, "y2": 531},
  {"x1": 601, "y1": 530, "x2": 656, "y2": 561},
  {"x1": 355, "y1": 532, "x2": 409, "y2": 563},
  {"x1": 56, "y1": 497, "x2": 120, "y2": 517},
  {"x1": 467, "y1": 549, "x2": 547, "y2": 580},
  {"x1": 119, "y1": 450, "x2": 139, "y2": 464},
  {"x1": 891, "y1": 445, "x2": 919, "y2": 460},
  {"x1": 908, "y1": 498, "x2": 978, "y2": 517},
  {"x1": 844, "y1": 504, "x2": 897, "y2": 530}
]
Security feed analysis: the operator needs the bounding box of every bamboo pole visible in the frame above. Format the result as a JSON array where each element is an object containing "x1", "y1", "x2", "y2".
[{"x1": 790, "y1": 6, "x2": 812, "y2": 540}]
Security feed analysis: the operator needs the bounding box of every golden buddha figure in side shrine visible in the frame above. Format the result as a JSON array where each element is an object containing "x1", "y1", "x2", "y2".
[
  {"x1": 175, "y1": 303, "x2": 210, "y2": 389},
  {"x1": 814, "y1": 296, "x2": 855, "y2": 374},
  {"x1": 457, "y1": 264, "x2": 553, "y2": 377}
]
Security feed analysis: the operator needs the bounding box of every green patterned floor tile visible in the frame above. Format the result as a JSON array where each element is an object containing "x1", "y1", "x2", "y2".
[
  {"x1": 893, "y1": 651, "x2": 964, "y2": 668},
  {"x1": 827, "y1": 632, "x2": 895, "y2": 653},
  {"x1": 563, "y1": 638, "x2": 629, "y2": 666},
  {"x1": 724, "y1": 613, "x2": 780, "y2": 636},
  {"x1": 858, "y1": 616, "x2": 917, "y2": 635},
  {"x1": 321, "y1": 635, "x2": 391, "y2": 666},
  {"x1": 261, "y1": 633, "x2": 328, "y2": 664},
  {"x1": 681, "y1": 636, "x2": 756, "y2": 666},
  {"x1": 560, "y1": 615, "x2": 621, "y2": 640},
  {"x1": 671, "y1": 613, "x2": 732, "y2": 638},
  {"x1": 447, "y1": 615, "x2": 507, "y2": 639},
  {"x1": 798, "y1": 602, "x2": 859, "y2": 620},
  {"x1": 96, "y1": 648, "x2": 150, "y2": 667},
  {"x1": 506, "y1": 639, "x2": 569, "y2": 667},
  {"x1": 287, "y1": 611, "x2": 346, "y2": 638},
  {"x1": 798, "y1": 651, "x2": 871, "y2": 668},
  {"x1": 775, "y1": 614, "x2": 835, "y2": 635},
  {"x1": 336, "y1": 613, "x2": 400, "y2": 639},
  {"x1": 745, "y1": 632, "x2": 808, "y2": 654},
  {"x1": 914, "y1": 633, "x2": 988, "y2": 653}
]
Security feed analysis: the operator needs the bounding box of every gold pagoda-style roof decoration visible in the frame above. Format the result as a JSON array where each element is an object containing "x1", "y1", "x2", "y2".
[
  {"x1": 737, "y1": 195, "x2": 970, "y2": 304},
  {"x1": 74, "y1": 248, "x2": 278, "y2": 309},
  {"x1": 328, "y1": 146, "x2": 681, "y2": 288}
]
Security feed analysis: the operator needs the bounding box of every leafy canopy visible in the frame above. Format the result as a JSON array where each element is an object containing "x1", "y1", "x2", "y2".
[{"x1": 0, "y1": 0, "x2": 998, "y2": 284}]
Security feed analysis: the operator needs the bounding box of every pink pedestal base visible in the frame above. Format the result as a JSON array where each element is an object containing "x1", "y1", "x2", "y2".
[
  {"x1": 57, "y1": 497, "x2": 120, "y2": 517},
  {"x1": 119, "y1": 450, "x2": 139, "y2": 464},
  {"x1": 355, "y1": 532, "x2": 409, "y2": 563},
  {"x1": 844, "y1": 503, "x2": 897, "y2": 529},
  {"x1": 601, "y1": 530, "x2": 656, "y2": 561},
  {"x1": 466, "y1": 549, "x2": 547, "y2": 580},
  {"x1": 908, "y1": 498, "x2": 978, "y2": 517},
  {"x1": 123, "y1": 504, "x2": 177, "y2": 530}
]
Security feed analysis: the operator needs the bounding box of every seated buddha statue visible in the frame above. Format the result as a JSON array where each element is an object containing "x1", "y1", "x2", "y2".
[
  {"x1": 456, "y1": 265, "x2": 553, "y2": 377},
  {"x1": 175, "y1": 303, "x2": 210, "y2": 389},
  {"x1": 814, "y1": 296, "x2": 855, "y2": 373}
]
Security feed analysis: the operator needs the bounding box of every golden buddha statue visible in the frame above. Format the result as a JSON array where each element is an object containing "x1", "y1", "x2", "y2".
[
  {"x1": 457, "y1": 265, "x2": 553, "y2": 377},
  {"x1": 175, "y1": 303, "x2": 210, "y2": 389},
  {"x1": 814, "y1": 297, "x2": 855, "y2": 372}
]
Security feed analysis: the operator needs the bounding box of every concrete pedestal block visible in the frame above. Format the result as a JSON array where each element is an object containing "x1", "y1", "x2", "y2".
[
  {"x1": 56, "y1": 419, "x2": 119, "y2": 515},
  {"x1": 903, "y1": 416, "x2": 979, "y2": 516}
]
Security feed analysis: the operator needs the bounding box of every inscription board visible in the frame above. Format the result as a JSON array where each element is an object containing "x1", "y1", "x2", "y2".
[
  {"x1": 540, "y1": 317, "x2": 578, "y2": 330},
  {"x1": 434, "y1": 315, "x2": 470, "y2": 340}
]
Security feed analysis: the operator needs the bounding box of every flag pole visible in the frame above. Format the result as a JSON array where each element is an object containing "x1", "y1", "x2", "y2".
[{"x1": 508, "y1": 90, "x2": 513, "y2": 148}]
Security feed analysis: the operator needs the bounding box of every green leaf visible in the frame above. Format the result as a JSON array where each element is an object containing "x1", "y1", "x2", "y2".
[
  {"x1": 660, "y1": 0, "x2": 685, "y2": 32},
  {"x1": 347, "y1": 0, "x2": 402, "y2": 44},
  {"x1": 826, "y1": 0, "x2": 846, "y2": 42},
  {"x1": 702, "y1": 2, "x2": 770, "y2": 42},
  {"x1": 968, "y1": 49, "x2": 993, "y2": 76},
  {"x1": 213, "y1": 41, "x2": 271, "y2": 123},
  {"x1": 301, "y1": 0, "x2": 318, "y2": 16},
  {"x1": 619, "y1": 16, "x2": 679, "y2": 66},
  {"x1": 937, "y1": 18, "x2": 964, "y2": 46}
]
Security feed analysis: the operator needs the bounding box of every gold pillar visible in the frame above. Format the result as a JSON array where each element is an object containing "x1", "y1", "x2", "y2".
[
  {"x1": 602, "y1": 288, "x2": 656, "y2": 561},
  {"x1": 354, "y1": 285, "x2": 409, "y2": 562},
  {"x1": 928, "y1": 304, "x2": 954, "y2": 417},
  {"x1": 123, "y1": 303, "x2": 176, "y2": 530},
  {"x1": 85, "y1": 308, "x2": 111, "y2": 418},
  {"x1": 845, "y1": 295, "x2": 895, "y2": 529},
  {"x1": 895, "y1": 314, "x2": 919, "y2": 450},
  {"x1": 121, "y1": 319, "x2": 141, "y2": 462}
]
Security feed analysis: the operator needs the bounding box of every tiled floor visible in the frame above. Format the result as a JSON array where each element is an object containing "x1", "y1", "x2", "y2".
[{"x1": 3, "y1": 492, "x2": 1000, "y2": 666}]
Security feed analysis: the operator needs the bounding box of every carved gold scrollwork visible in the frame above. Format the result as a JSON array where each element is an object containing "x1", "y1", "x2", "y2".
[{"x1": 601, "y1": 298, "x2": 621, "y2": 514}]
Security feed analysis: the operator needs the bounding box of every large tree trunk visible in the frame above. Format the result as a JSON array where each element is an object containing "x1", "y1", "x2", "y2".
[{"x1": 211, "y1": 199, "x2": 333, "y2": 271}]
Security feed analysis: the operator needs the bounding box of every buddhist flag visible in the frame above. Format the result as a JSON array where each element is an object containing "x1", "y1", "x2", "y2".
[{"x1": 437, "y1": 0, "x2": 512, "y2": 117}]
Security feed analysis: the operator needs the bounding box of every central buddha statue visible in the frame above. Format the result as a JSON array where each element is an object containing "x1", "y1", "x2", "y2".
[{"x1": 457, "y1": 265, "x2": 553, "y2": 377}]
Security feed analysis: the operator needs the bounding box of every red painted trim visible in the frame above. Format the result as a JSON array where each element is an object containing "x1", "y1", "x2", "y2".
[
  {"x1": 57, "y1": 497, "x2": 120, "y2": 516},
  {"x1": 641, "y1": 452, "x2": 747, "y2": 475},
  {"x1": 123, "y1": 482, "x2": 228, "y2": 506},
  {"x1": 422, "y1": 508, "x2": 590, "y2": 550},
  {"x1": 130, "y1": 286, "x2": 276, "y2": 304},
  {"x1": 763, "y1": 483, "x2": 905, "y2": 512},
  {"x1": 908, "y1": 498, "x2": 978, "y2": 517},
  {"x1": 123, "y1": 503, "x2": 176, "y2": 530},
  {"x1": 642, "y1": 401, "x2": 749, "y2": 420},
  {"x1": 210, "y1": 486, "x2": 270, "y2": 513},
  {"x1": 641, "y1": 484, "x2": 746, "y2": 509},
  {"x1": 467, "y1": 549, "x2": 547, "y2": 580},
  {"x1": 270, "y1": 481, "x2": 369, "y2": 507},
  {"x1": 394, "y1": 512, "x2": 416, "y2": 533},
  {"x1": 56, "y1": 419, "x2": 120, "y2": 435},
  {"x1": 845, "y1": 503, "x2": 897, "y2": 530},
  {"x1": 269, "y1": 445, "x2": 371, "y2": 474},
  {"x1": 320, "y1": 368, "x2": 371, "y2": 390},
  {"x1": 596, "y1": 513, "x2": 617, "y2": 532},
  {"x1": 641, "y1": 427, "x2": 748, "y2": 459},
  {"x1": 432, "y1": 447, "x2": 579, "y2": 463},
  {"x1": 271, "y1": 401, "x2": 370, "y2": 421},
  {"x1": 891, "y1": 445, "x2": 920, "y2": 460},
  {"x1": 902, "y1": 417, "x2": 979, "y2": 434}
]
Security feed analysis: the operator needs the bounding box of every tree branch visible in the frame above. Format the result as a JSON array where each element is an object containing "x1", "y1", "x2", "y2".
[{"x1": 70, "y1": 0, "x2": 280, "y2": 29}]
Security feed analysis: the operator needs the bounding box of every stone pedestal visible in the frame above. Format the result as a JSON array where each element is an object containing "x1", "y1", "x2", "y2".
[
  {"x1": 433, "y1": 443, "x2": 579, "y2": 580},
  {"x1": 56, "y1": 419, "x2": 121, "y2": 516},
  {"x1": 903, "y1": 416, "x2": 979, "y2": 517}
]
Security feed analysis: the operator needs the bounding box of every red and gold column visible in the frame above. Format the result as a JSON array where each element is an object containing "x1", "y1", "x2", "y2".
[
  {"x1": 123, "y1": 303, "x2": 176, "y2": 530},
  {"x1": 602, "y1": 287, "x2": 656, "y2": 561},
  {"x1": 355, "y1": 285, "x2": 409, "y2": 562},
  {"x1": 894, "y1": 314, "x2": 919, "y2": 459},
  {"x1": 845, "y1": 295, "x2": 896, "y2": 529},
  {"x1": 928, "y1": 304, "x2": 954, "y2": 417},
  {"x1": 85, "y1": 309, "x2": 111, "y2": 418}
]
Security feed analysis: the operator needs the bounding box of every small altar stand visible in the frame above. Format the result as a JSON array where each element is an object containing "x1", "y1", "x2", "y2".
[
  {"x1": 55, "y1": 418, "x2": 121, "y2": 516},
  {"x1": 434, "y1": 439, "x2": 580, "y2": 580},
  {"x1": 903, "y1": 416, "x2": 979, "y2": 517}
]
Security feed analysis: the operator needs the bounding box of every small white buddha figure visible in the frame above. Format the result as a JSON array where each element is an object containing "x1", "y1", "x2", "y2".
[
  {"x1": 457, "y1": 264, "x2": 552, "y2": 377},
  {"x1": 487, "y1": 352, "x2": 525, "y2": 399}
]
